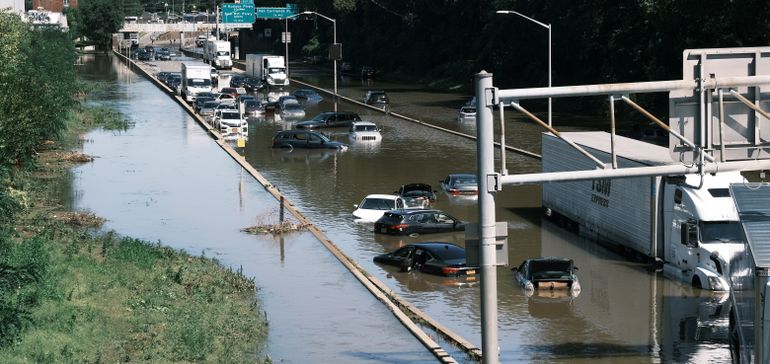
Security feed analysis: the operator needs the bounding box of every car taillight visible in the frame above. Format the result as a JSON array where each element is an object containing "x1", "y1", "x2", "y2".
[
  {"x1": 449, "y1": 189, "x2": 461, "y2": 195},
  {"x1": 442, "y1": 267, "x2": 460, "y2": 275},
  {"x1": 390, "y1": 224, "x2": 408, "y2": 230}
]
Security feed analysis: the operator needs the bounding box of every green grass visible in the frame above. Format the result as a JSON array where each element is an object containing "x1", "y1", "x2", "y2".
[{"x1": 0, "y1": 103, "x2": 269, "y2": 363}]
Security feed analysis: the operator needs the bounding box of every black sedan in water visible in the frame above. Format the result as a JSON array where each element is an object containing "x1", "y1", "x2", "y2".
[
  {"x1": 374, "y1": 209, "x2": 465, "y2": 235},
  {"x1": 373, "y1": 242, "x2": 478, "y2": 277}
]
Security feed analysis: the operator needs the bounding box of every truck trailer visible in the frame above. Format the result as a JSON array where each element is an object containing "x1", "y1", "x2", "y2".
[
  {"x1": 542, "y1": 131, "x2": 746, "y2": 291},
  {"x1": 180, "y1": 63, "x2": 212, "y2": 102},
  {"x1": 203, "y1": 40, "x2": 232, "y2": 70},
  {"x1": 727, "y1": 184, "x2": 770, "y2": 364},
  {"x1": 245, "y1": 54, "x2": 288, "y2": 87}
]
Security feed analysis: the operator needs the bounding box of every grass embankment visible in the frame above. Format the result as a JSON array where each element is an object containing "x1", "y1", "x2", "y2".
[{"x1": 0, "y1": 105, "x2": 268, "y2": 362}]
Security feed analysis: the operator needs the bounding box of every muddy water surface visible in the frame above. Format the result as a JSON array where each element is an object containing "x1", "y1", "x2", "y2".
[{"x1": 70, "y1": 53, "x2": 732, "y2": 363}]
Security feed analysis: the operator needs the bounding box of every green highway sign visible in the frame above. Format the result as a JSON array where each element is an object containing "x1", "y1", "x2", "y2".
[
  {"x1": 256, "y1": 7, "x2": 297, "y2": 19},
  {"x1": 222, "y1": 3, "x2": 255, "y2": 24}
]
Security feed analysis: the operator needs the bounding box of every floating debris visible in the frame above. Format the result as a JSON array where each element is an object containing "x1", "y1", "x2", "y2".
[{"x1": 241, "y1": 221, "x2": 308, "y2": 235}]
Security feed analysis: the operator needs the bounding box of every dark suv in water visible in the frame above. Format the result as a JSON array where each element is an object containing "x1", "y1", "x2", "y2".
[
  {"x1": 271, "y1": 130, "x2": 347, "y2": 150},
  {"x1": 363, "y1": 90, "x2": 389, "y2": 107},
  {"x1": 295, "y1": 111, "x2": 362, "y2": 129},
  {"x1": 374, "y1": 209, "x2": 465, "y2": 235}
]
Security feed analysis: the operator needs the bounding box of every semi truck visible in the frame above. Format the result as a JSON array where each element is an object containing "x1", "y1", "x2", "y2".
[
  {"x1": 180, "y1": 63, "x2": 212, "y2": 102},
  {"x1": 542, "y1": 131, "x2": 746, "y2": 291},
  {"x1": 245, "y1": 54, "x2": 289, "y2": 87},
  {"x1": 203, "y1": 40, "x2": 232, "y2": 70},
  {"x1": 726, "y1": 184, "x2": 770, "y2": 364}
]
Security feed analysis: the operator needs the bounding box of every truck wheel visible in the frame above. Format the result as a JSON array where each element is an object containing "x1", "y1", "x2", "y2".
[{"x1": 692, "y1": 276, "x2": 703, "y2": 289}]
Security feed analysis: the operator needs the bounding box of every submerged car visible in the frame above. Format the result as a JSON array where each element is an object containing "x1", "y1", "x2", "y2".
[
  {"x1": 352, "y1": 194, "x2": 423, "y2": 223},
  {"x1": 291, "y1": 89, "x2": 323, "y2": 103},
  {"x1": 296, "y1": 111, "x2": 362, "y2": 129},
  {"x1": 271, "y1": 130, "x2": 347, "y2": 150},
  {"x1": 348, "y1": 121, "x2": 382, "y2": 142},
  {"x1": 512, "y1": 257, "x2": 581, "y2": 298},
  {"x1": 373, "y1": 242, "x2": 478, "y2": 277},
  {"x1": 363, "y1": 90, "x2": 389, "y2": 107},
  {"x1": 458, "y1": 105, "x2": 476, "y2": 122},
  {"x1": 374, "y1": 209, "x2": 465, "y2": 236},
  {"x1": 440, "y1": 173, "x2": 479, "y2": 195},
  {"x1": 395, "y1": 183, "x2": 436, "y2": 207},
  {"x1": 213, "y1": 110, "x2": 247, "y2": 135}
]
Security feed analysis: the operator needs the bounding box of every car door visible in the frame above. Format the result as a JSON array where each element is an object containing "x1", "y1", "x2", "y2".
[
  {"x1": 307, "y1": 133, "x2": 324, "y2": 148},
  {"x1": 433, "y1": 212, "x2": 457, "y2": 233}
]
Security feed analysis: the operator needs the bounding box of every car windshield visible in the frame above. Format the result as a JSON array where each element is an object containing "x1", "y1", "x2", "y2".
[
  {"x1": 529, "y1": 259, "x2": 572, "y2": 274},
  {"x1": 360, "y1": 198, "x2": 395, "y2": 210},
  {"x1": 429, "y1": 245, "x2": 466, "y2": 261},
  {"x1": 700, "y1": 221, "x2": 744, "y2": 244},
  {"x1": 189, "y1": 78, "x2": 211, "y2": 87},
  {"x1": 452, "y1": 175, "x2": 478, "y2": 186},
  {"x1": 311, "y1": 113, "x2": 332, "y2": 121},
  {"x1": 268, "y1": 67, "x2": 285, "y2": 74},
  {"x1": 315, "y1": 133, "x2": 331, "y2": 142},
  {"x1": 221, "y1": 112, "x2": 240, "y2": 120},
  {"x1": 244, "y1": 101, "x2": 259, "y2": 107},
  {"x1": 203, "y1": 101, "x2": 218, "y2": 108},
  {"x1": 216, "y1": 51, "x2": 229, "y2": 56},
  {"x1": 354, "y1": 124, "x2": 377, "y2": 132}
]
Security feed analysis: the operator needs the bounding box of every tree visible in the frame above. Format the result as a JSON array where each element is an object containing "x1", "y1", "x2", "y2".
[
  {"x1": 0, "y1": 10, "x2": 78, "y2": 166},
  {"x1": 77, "y1": 0, "x2": 124, "y2": 50}
]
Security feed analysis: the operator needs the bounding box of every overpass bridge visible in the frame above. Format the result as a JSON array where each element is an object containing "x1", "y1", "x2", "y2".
[{"x1": 118, "y1": 22, "x2": 252, "y2": 33}]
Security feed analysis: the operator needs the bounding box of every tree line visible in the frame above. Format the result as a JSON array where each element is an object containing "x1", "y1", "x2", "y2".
[{"x1": 278, "y1": 0, "x2": 770, "y2": 113}]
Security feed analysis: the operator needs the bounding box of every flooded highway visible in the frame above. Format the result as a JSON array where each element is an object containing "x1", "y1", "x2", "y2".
[{"x1": 70, "y1": 52, "x2": 732, "y2": 362}]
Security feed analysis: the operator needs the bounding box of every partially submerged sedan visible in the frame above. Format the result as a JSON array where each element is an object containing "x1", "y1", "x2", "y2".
[
  {"x1": 374, "y1": 209, "x2": 465, "y2": 236},
  {"x1": 512, "y1": 257, "x2": 581, "y2": 298},
  {"x1": 440, "y1": 173, "x2": 479, "y2": 196},
  {"x1": 373, "y1": 242, "x2": 478, "y2": 277}
]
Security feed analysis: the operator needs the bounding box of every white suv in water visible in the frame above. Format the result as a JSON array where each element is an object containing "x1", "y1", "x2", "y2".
[
  {"x1": 213, "y1": 110, "x2": 247, "y2": 135},
  {"x1": 348, "y1": 121, "x2": 382, "y2": 143},
  {"x1": 352, "y1": 194, "x2": 423, "y2": 223}
]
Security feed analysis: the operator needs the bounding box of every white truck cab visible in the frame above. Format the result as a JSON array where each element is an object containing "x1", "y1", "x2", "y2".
[{"x1": 662, "y1": 172, "x2": 747, "y2": 290}]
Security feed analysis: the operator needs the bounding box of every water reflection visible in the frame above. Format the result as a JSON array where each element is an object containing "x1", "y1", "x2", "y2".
[{"x1": 72, "y1": 54, "x2": 733, "y2": 363}]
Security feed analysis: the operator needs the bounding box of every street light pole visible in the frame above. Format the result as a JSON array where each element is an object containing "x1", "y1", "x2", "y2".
[
  {"x1": 496, "y1": 10, "x2": 552, "y2": 127},
  {"x1": 300, "y1": 11, "x2": 337, "y2": 112}
]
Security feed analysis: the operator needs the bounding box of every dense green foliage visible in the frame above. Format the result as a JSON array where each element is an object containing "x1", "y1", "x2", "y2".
[
  {"x1": 0, "y1": 11, "x2": 79, "y2": 167},
  {"x1": 280, "y1": 0, "x2": 770, "y2": 111},
  {"x1": 75, "y1": 0, "x2": 125, "y2": 50}
]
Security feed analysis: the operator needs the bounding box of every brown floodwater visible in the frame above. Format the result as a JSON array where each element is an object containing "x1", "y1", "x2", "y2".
[{"x1": 68, "y1": 53, "x2": 732, "y2": 363}]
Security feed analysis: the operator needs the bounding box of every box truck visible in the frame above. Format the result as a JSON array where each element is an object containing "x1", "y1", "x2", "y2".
[
  {"x1": 203, "y1": 40, "x2": 232, "y2": 70},
  {"x1": 180, "y1": 63, "x2": 212, "y2": 102},
  {"x1": 245, "y1": 54, "x2": 288, "y2": 87},
  {"x1": 726, "y1": 184, "x2": 770, "y2": 364},
  {"x1": 542, "y1": 131, "x2": 746, "y2": 291}
]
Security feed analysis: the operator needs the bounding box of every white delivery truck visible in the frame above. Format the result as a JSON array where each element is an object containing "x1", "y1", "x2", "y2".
[
  {"x1": 180, "y1": 63, "x2": 212, "y2": 102},
  {"x1": 245, "y1": 54, "x2": 289, "y2": 87},
  {"x1": 542, "y1": 131, "x2": 746, "y2": 291},
  {"x1": 203, "y1": 40, "x2": 232, "y2": 70},
  {"x1": 726, "y1": 184, "x2": 770, "y2": 364}
]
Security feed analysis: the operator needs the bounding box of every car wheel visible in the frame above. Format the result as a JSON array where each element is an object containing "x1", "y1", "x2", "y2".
[{"x1": 408, "y1": 233, "x2": 420, "y2": 238}]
